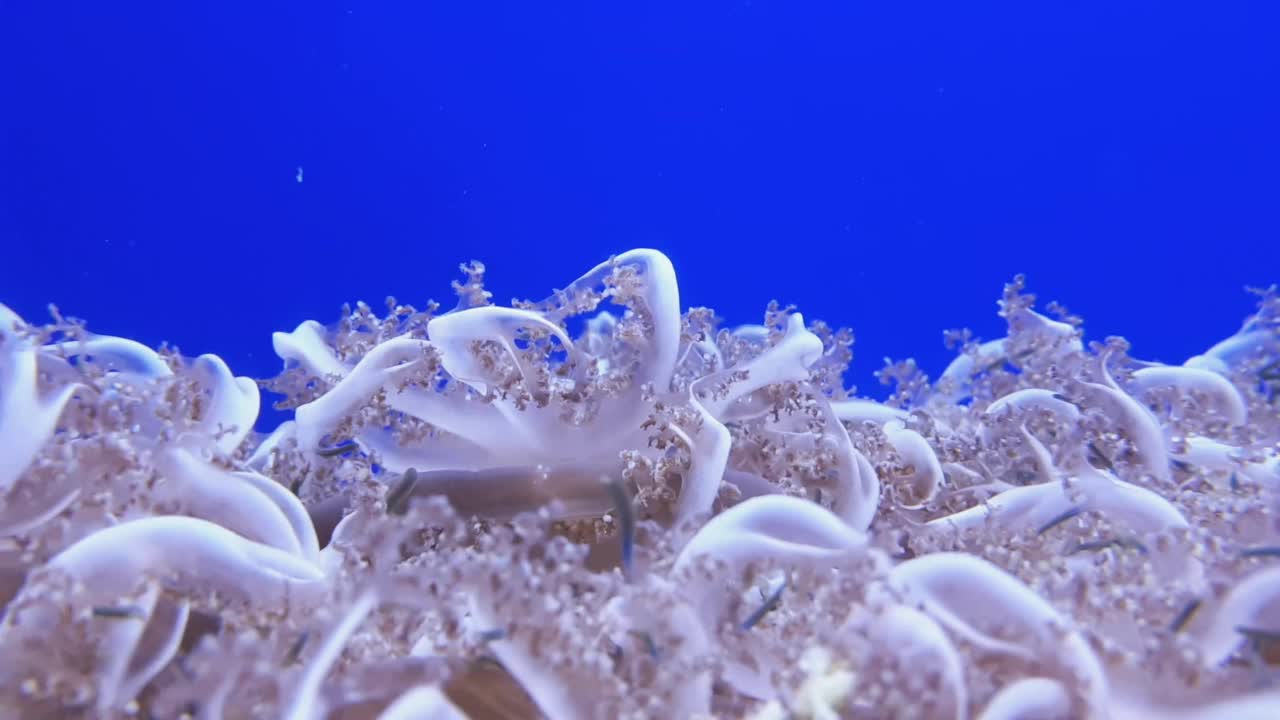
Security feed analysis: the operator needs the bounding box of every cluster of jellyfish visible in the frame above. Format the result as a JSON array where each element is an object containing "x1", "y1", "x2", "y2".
[{"x1": 0, "y1": 249, "x2": 1278, "y2": 719}]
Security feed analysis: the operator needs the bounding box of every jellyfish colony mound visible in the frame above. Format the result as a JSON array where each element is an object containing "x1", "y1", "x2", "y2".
[{"x1": 1, "y1": 250, "x2": 1278, "y2": 719}]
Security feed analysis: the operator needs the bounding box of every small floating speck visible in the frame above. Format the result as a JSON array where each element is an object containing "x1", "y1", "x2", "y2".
[{"x1": 296, "y1": 166, "x2": 304, "y2": 183}]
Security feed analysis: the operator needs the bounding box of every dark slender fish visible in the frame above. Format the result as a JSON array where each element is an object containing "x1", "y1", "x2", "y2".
[
  {"x1": 628, "y1": 630, "x2": 660, "y2": 660},
  {"x1": 1240, "y1": 546, "x2": 1280, "y2": 559},
  {"x1": 1087, "y1": 442, "x2": 1114, "y2": 470},
  {"x1": 980, "y1": 356, "x2": 1008, "y2": 374},
  {"x1": 1068, "y1": 537, "x2": 1148, "y2": 555},
  {"x1": 605, "y1": 478, "x2": 635, "y2": 580},
  {"x1": 92, "y1": 605, "x2": 148, "y2": 620},
  {"x1": 1169, "y1": 599, "x2": 1201, "y2": 633},
  {"x1": 317, "y1": 440, "x2": 357, "y2": 457},
  {"x1": 740, "y1": 580, "x2": 787, "y2": 631},
  {"x1": 386, "y1": 468, "x2": 419, "y2": 516},
  {"x1": 283, "y1": 630, "x2": 310, "y2": 666},
  {"x1": 1236, "y1": 625, "x2": 1280, "y2": 643},
  {"x1": 1036, "y1": 506, "x2": 1083, "y2": 536}
]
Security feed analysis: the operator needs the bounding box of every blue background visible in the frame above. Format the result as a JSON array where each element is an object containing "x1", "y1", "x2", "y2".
[{"x1": 2, "y1": 2, "x2": 1277, "y2": 429}]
